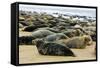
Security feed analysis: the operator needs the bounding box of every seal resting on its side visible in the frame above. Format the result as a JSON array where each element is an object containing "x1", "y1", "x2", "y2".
[
  {"x1": 19, "y1": 23, "x2": 24, "y2": 28},
  {"x1": 45, "y1": 33, "x2": 69, "y2": 42},
  {"x1": 63, "y1": 35, "x2": 93, "y2": 49},
  {"x1": 35, "y1": 39, "x2": 75, "y2": 56},
  {"x1": 23, "y1": 24, "x2": 48, "y2": 32},
  {"x1": 19, "y1": 36, "x2": 33, "y2": 45},
  {"x1": 32, "y1": 30, "x2": 55, "y2": 39},
  {"x1": 63, "y1": 29, "x2": 84, "y2": 38}
]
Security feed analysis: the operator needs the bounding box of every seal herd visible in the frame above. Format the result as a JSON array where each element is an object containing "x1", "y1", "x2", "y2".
[{"x1": 19, "y1": 11, "x2": 96, "y2": 57}]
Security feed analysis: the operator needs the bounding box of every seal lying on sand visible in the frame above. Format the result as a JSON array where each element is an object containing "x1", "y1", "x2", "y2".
[
  {"x1": 63, "y1": 29, "x2": 84, "y2": 38},
  {"x1": 63, "y1": 35, "x2": 93, "y2": 49},
  {"x1": 23, "y1": 24, "x2": 48, "y2": 32},
  {"x1": 32, "y1": 30, "x2": 55, "y2": 39},
  {"x1": 90, "y1": 34, "x2": 96, "y2": 41},
  {"x1": 45, "y1": 33, "x2": 69, "y2": 42},
  {"x1": 19, "y1": 21, "x2": 30, "y2": 26},
  {"x1": 37, "y1": 27, "x2": 60, "y2": 33},
  {"x1": 19, "y1": 36, "x2": 33, "y2": 45},
  {"x1": 19, "y1": 23, "x2": 24, "y2": 28},
  {"x1": 35, "y1": 39, "x2": 75, "y2": 56},
  {"x1": 19, "y1": 30, "x2": 55, "y2": 45}
]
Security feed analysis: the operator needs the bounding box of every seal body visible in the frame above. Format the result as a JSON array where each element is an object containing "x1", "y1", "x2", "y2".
[
  {"x1": 19, "y1": 23, "x2": 24, "y2": 28},
  {"x1": 45, "y1": 33, "x2": 69, "y2": 42},
  {"x1": 19, "y1": 36, "x2": 33, "y2": 45},
  {"x1": 35, "y1": 39, "x2": 75, "y2": 56},
  {"x1": 63, "y1": 29, "x2": 84, "y2": 38},
  {"x1": 64, "y1": 35, "x2": 93, "y2": 49},
  {"x1": 23, "y1": 25, "x2": 48, "y2": 32},
  {"x1": 32, "y1": 30, "x2": 55, "y2": 39}
]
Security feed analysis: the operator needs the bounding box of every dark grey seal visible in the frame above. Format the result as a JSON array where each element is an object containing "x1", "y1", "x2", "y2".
[
  {"x1": 35, "y1": 39, "x2": 75, "y2": 56},
  {"x1": 19, "y1": 36, "x2": 33, "y2": 45},
  {"x1": 23, "y1": 24, "x2": 48, "y2": 32}
]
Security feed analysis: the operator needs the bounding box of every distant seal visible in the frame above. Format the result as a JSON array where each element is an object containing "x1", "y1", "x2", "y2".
[
  {"x1": 85, "y1": 31, "x2": 96, "y2": 41},
  {"x1": 37, "y1": 27, "x2": 60, "y2": 33},
  {"x1": 19, "y1": 23, "x2": 24, "y2": 28},
  {"x1": 19, "y1": 21, "x2": 30, "y2": 26},
  {"x1": 63, "y1": 30, "x2": 76, "y2": 37},
  {"x1": 19, "y1": 16, "x2": 25, "y2": 21},
  {"x1": 90, "y1": 33, "x2": 96, "y2": 41},
  {"x1": 64, "y1": 35, "x2": 93, "y2": 49},
  {"x1": 32, "y1": 30, "x2": 55, "y2": 39},
  {"x1": 45, "y1": 33, "x2": 69, "y2": 42},
  {"x1": 19, "y1": 30, "x2": 55, "y2": 45},
  {"x1": 23, "y1": 24, "x2": 48, "y2": 32},
  {"x1": 19, "y1": 36, "x2": 33, "y2": 45},
  {"x1": 35, "y1": 39, "x2": 75, "y2": 56},
  {"x1": 63, "y1": 29, "x2": 84, "y2": 37}
]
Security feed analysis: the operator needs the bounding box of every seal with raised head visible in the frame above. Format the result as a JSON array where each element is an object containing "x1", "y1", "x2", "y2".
[
  {"x1": 64, "y1": 35, "x2": 93, "y2": 49},
  {"x1": 35, "y1": 39, "x2": 75, "y2": 56}
]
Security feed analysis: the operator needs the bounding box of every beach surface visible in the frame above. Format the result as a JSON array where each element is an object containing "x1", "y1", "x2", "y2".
[{"x1": 19, "y1": 43, "x2": 96, "y2": 64}]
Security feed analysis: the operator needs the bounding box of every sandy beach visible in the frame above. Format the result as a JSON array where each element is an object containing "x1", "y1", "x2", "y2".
[
  {"x1": 19, "y1": 43, "x2": 96, "y2": 64},
  {"x1": 18, "y1": 9, "x2": 96, "y2": 64}
]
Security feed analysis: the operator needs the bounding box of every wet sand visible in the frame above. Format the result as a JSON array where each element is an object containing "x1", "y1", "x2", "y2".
[{"x1": 19, "y1": 43, "x2": 96, "y2": 64}]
